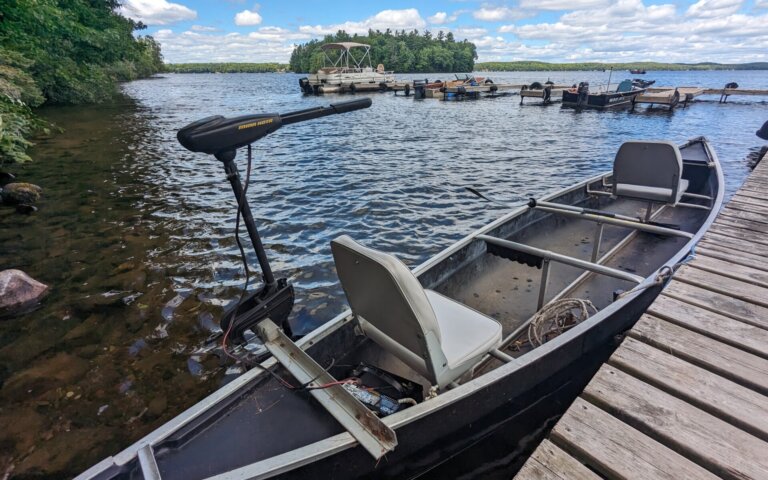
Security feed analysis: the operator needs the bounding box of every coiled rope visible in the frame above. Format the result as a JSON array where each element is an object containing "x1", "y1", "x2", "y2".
[{"x1": 527, "y1": 298, "x2": 597, "y2": 347}]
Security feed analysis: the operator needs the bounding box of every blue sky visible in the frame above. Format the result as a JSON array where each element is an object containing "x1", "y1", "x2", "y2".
[{"x1": 119, "y1": 0, "x2": 768, "y2": 63}]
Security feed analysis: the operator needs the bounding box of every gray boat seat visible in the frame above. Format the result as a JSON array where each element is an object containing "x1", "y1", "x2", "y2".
[
  {"x1": 331, "y1": 235, "x2": 502, "y2": 389},
  {"x1": 612, "y1": 140, "x2": 688, "y2": 206}
]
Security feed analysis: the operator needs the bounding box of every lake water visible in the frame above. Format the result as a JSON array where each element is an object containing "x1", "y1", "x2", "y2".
[{"x1": 1, "y1": 70, "x2": 766, "y2": 478}]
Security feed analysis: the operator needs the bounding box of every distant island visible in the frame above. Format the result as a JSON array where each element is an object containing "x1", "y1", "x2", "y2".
[
  {"x1": 289, "y1": 30, "x2": 477, "y2": 74},
  {"x1": 164, "y1": 58, "x2": 768, "y2": 75},
  {"x1": 475, "y1": 61, "x2": 768, "y2": 72},
  {"x1": 165, "y1": 63, "x2": 289, "y2": 73}
]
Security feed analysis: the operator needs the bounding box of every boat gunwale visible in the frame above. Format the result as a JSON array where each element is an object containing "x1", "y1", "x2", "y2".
[{"x1": 79, "y1": 137, "x2": 724, "y2": 480}]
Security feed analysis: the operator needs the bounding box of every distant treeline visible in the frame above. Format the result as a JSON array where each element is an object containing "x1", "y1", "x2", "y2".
[
  {"x1": 166, "y1": 63, "x2": 289, "y2": 73},
  {"x1": 475, "y1": 61, "x2": 768, "y2": 72},
  {"x1": 289, "y1": 30, "x2": 477, "y2": 74},
  {"x1": 1, "y1": 0, "x2": 163, "y2": 164}
]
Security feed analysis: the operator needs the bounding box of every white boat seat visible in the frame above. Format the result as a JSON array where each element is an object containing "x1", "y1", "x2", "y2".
[
  {"x1": 331, "y1": 235, "x2": 502, "y2": 389},
  {"x1": 612, "y1": 140, "x2": 688, "y2": 206}
]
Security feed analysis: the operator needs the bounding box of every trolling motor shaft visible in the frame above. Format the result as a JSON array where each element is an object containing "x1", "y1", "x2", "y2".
[{"x1": 177, "y1": 98, "x2": 373, "y2": 342}]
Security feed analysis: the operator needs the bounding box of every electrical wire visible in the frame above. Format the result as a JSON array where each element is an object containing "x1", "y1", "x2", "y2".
[{"x1": 218, "y1": 145, "x2": 353, "y2": 393}]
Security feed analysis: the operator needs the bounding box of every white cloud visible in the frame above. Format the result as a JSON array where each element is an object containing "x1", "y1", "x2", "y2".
[
  {"x1": 118, "y1": 0, "x2": 196, "y2": 25},
  {"x1": 473, "y1": 6, "x2": 526, "y2": 21},
  {"x1": 234, "y1": 9, "x2": 263, "y2": 26},
  {"x1": 518, "y1": 0, "x2": 610, "y2": 9},
  {"x1": 157, "y1": 30, "x2": 294, "y2": 63},
  {"x1": 452, "y1": 27, "x2": 489, "y2": 39},
  {"x1": 487, "y1": 0, "x2": 768, "y2": 63},
  {"x1": 757, "y1": 0, "x2": 768, "y2": 7},
  {"x1": 299, "y1": 9, "x2": 426, "y2": 36},
  {"x1": 686, "y1": 0, "x2": 742, "y2": 17},
  {"x1": 147, "y1": 1, "x2": 768, "y2": 65},
  {"x1": 428, "y1": 11, "x2": 460, "y2": 24},
  {"x1": 247, "y1": 27, "x2": 311, "y2": 41},
  {"x1": 190, "y1": 25, "x2": 218, "y2": 32}
]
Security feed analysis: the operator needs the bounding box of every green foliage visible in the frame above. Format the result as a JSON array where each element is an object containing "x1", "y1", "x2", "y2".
[
  {"x1": 290, "y1": 30, "x2": 478, "y2": 73},
  {"x1": 165, "y1": 63, "x2": 289, "y2": 73},
  {"x1": 475, "y1": 61, "x2": 768, "y2": 71},
  {"x1": 0, "y1": 0, "x2": 164, "y2": 163}
]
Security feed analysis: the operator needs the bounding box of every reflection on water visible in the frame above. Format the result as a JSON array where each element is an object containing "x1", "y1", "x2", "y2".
[{"x1": 0, "y1": 70, "x2": 766, "y2": 477}]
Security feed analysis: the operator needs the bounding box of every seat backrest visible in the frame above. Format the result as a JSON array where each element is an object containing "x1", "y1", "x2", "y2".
[
  {"x1": 612, "y1": 141, "x2": 683, "y2": 203},
  {"x1": 616, "y1": 79, "x2": 633, "y2": 93},
  {"x1": 331, "y1": 235, "x2": 441, "y2": 373}
]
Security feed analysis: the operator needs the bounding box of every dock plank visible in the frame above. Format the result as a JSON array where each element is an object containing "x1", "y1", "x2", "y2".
[
  {"x1": 582, "y1": 366, "x2": 768, "y2": 480},
  {"x1": 697, "y1": 236, "x2": 768, "y2": 268},
  {"x1": 690, "y1": 253, "x2": 768, "y2": 289},
  {"x1": 725, "y1": 199, "x2": 768, "y2": 215},
  {"x1": 610, "y1": 337, "x2": 768, "y2": 442},
  {"x1": 629, "y1": 315, "x2": 768, "y2": 395},
  {"x1": 648, "y1": 295, "x2": 768, "y2": 358},
  {"x1": 663, "y1": 279, "x2": 768, "y2": 330},
  {"x1": 726, "y1": 196, "x2": 768, "y2": 209},
  {"x1": 550, "y1": 397, "x2": 718, "y2": 480},
  {"x1": 719, "y1": 207, "x2": 768, "y2": 226},
  {"x1": 696, "y1": 245, "x2": 768, "y2": 272},
  {"x1": 706, "y1": 224, "x2": 768, "y2": 247},
  {"x1": 715, "y1": 215, "x2": 768, "y2": 235},
  {"x1": 701, "y1": 230, "x2": 768, "y2": 255},
  {"x1": 516, "y1": 440, "x2": 600, "y2": 480},
  {"x1": 674, "y1": 264, "x2": 768, "y2": 308}
]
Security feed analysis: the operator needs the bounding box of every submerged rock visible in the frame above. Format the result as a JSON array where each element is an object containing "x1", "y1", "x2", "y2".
[
  {"x1": 0, "y1": 269, "x2": 49, "y2": 317},
  {"x1": 16, "y1": 204, "x2": 38, "y2": 214},
  {"x1": 1, "y1": 182, "x2": 42, "y2": 205}
]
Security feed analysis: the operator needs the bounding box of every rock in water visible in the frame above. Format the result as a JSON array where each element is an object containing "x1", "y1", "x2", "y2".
[
  {"x1": 16, "y1": 204, "x2": 38, "y2": 215},
  {"x1": 1, "y1": 182, "x2": 42, "y2": 205},
  {"x1": 0, "y1": 269, "x2": 49, "y2": 317}
]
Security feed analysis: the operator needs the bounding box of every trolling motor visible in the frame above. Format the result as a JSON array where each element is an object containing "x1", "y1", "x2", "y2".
[{"x1": 177, "y1": 98, "x2": 373, "y2": 343}]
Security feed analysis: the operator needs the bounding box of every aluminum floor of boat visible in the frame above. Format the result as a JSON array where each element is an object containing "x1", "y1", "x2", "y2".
[{"x1": 439, "y1": 197, "x2": 708, "y2": 337}]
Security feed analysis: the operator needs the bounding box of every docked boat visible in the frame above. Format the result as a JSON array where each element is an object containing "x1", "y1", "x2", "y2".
[
  {"x1": 563, "y1": 80, "x2": 646, "y2": 109},
  {"x1": 298, "y1": 43, "x2": 396, "y2": 95},
  {"x1": 519, "y1": 80, "x2": 566, "y2": 105},
  {"x1": 79, "y1": 98, "x2": 723, "y2": 480},
  {"x1": 632, "y1": 78, "x2": 656, "y2": 89}
]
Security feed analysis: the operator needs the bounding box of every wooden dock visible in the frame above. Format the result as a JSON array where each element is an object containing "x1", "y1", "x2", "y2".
[
  {"x1": 515, "y1": 151, "x2": 768, "y2": 480},
  {"x1": 633, "y1": 87, "x2": 705, "y2": 109}
]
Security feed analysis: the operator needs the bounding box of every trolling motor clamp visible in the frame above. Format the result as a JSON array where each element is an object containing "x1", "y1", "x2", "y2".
[{"x1": 177, "y1": 98, "x2": 372, "y2": 343}]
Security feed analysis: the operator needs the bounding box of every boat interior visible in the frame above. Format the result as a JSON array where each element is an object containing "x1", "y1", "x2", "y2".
[{"x1": 111, "y1": 139, "x2": 720, "y2": 480}]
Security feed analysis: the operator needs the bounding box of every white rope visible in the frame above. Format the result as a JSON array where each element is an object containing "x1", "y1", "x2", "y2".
[{"x1": 527, "y1": 298, "x2": 598, "y2": 347}]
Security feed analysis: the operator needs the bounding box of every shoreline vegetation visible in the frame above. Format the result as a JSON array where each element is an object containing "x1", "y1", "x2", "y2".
[
  {"x1": 165, "y1": 60, "x2": 768, "y2": 74},
  {"x1": 0, "y1": 0, "x2": 163, "y2": 165},
  {"x1": 475, "y1": 61, "x2": 768, "y2": 72}
]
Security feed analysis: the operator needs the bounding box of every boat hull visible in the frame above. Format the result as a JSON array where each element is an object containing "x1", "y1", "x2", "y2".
[
  {"x1": 79, "y1": 138, "x2": 723, "y2": 480},
  {"x1": 269, "y1": 285, "x2": 662, "y2": 479},
  {"x1": 562, "y1": 89, "x2": 643, "y2": 109}
]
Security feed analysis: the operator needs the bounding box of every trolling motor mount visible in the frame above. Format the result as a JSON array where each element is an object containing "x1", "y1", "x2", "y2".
[{"x1": 177, "y1": 98, "x2": 373, "y2": 343}]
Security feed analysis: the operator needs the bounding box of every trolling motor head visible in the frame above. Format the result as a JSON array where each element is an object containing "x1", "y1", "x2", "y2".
[
  {"x1": 177, "y1": 114, "x2": 283, "y2": 162},
  {"x1": 177, "y1": 98, "x2": 373, "y2": 344}
]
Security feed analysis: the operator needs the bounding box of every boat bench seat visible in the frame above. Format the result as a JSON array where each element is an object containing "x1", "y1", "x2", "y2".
[
  {"x1": 613, "y1": 140, "x2": 688, "y2": 206},
  {"x1": 615, "y1": 179, "x2": 689, "y2": 204},
  {"x1": 331, "y1": 235, "x2": 502, "y2": 389}
]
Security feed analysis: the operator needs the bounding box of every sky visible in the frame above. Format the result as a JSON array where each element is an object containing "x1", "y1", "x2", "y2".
[{"x1": 118, "y1": 0, "x2": 768, "y2": 64}]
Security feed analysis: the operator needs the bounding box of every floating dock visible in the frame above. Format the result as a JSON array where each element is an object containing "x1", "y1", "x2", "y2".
[
  {"x1": 632, "y1": 86, "x2": 705, "y2": 109},
  {"x1": 515, "y1": 151, "x2": 768, "y2": 479},
  {"x1": 519, "y1": 86, "x2": 570, "y2": 105}
]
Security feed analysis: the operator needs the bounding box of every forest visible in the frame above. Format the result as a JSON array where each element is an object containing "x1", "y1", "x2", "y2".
[
  {"x1": 289, "y1": 30, "x2": 478, "y2": 74},
  {"x1": 0, "y1": 0, "x2": 164, "y2": 164},
  {"x1": 475, "y1": 61, "x2": 768, "y2": 72},
  {"x1": 165, "y1": 63, "x2": 289, "y2": 73}
]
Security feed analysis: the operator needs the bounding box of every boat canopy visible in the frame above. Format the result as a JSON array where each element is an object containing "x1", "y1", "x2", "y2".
[{"x1": 321, "y1": 42, "x2": 370, "y2": 51}]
